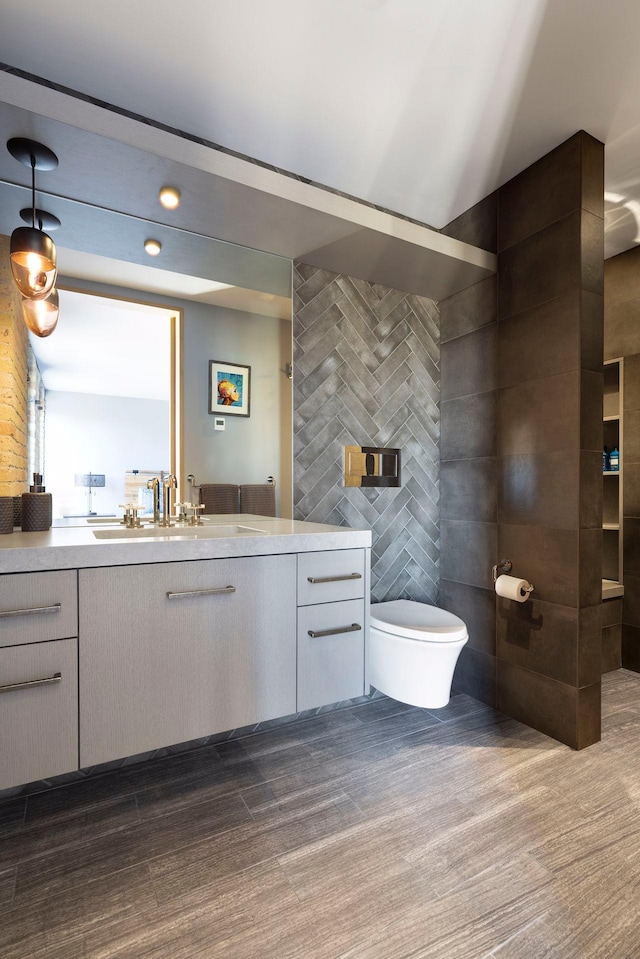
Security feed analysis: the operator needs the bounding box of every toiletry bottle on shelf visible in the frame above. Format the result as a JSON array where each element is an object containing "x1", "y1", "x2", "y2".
[
  {"x1": 603, "y1": 446, "x2": 609, "y2": 471},
  {"x1": 609, "y1": 446, "x2": 620, "y2": 471}
]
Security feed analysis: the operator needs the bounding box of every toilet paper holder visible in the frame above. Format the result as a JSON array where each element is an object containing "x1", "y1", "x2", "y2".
[{"x1": 492, "y1": 559, "x2": 512, "y2": 583}]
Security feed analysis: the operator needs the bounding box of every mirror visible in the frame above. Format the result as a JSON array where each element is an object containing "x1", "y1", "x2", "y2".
[{"x1": 0, "y1": 104, "x2": 293, "y2": 521}]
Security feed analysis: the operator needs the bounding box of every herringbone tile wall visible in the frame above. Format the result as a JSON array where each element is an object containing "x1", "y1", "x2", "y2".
[{"x1": 293, "y1": 263, "x2": 440, "y2": 604}]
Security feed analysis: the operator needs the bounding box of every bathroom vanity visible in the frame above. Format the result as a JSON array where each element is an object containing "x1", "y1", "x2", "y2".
[{"x1": 0, "y1": 517, "x2": 371, "y2": 790}]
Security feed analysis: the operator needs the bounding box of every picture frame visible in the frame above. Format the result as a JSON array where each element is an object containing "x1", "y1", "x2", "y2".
[{"x1": 208, "y1": 360, "x2": 251, "y2": 417}]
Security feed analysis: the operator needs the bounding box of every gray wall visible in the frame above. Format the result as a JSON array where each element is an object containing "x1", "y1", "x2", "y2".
[{"x1": 292, "y1": 264, "x2": 440, "y2": 605}]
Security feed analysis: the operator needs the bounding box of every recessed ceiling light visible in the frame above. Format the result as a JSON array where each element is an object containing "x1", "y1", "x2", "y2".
[
  {"x1": 144, "y1": 239, "x2": 162, "y2": 256},
  {"x1": 159, "y1": 186, "x2": 180, "y2": 210}
]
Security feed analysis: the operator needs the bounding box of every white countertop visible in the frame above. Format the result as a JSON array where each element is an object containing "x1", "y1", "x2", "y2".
[{"x1": 0, "y1": 515, "x2": 372, "y2": 574}]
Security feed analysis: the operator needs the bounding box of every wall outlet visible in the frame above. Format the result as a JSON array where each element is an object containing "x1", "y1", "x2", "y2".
[{"x1": 214, "y1": 418, "x2": 225, "y2": 431}]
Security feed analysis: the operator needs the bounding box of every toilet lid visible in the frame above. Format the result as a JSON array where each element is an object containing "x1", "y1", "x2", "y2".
[{"x1": 370, "y1": 599, "x2": 468, "y2": 643}]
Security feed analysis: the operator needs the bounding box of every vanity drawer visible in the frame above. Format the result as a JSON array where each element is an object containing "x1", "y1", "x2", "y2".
[
  {"x1": 297, "y1": 598, "x2": 365, "y2": 710},
  {"x1": 0, "y1": 638, "x2": 79, "y2": 790},
  {"x1": 297, "y1": 549, "x2": 365, "y2": 606},
  {"x1": 0, "y1": 571, "x2": 78, "y2": 648}
]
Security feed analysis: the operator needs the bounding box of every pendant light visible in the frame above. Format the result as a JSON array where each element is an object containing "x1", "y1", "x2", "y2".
[
  {"x1": 21, "y1": 288, "x2": 59, "y2": 338},
  {"x1": 7, "y1": 138, "x2": 59, "y2": 300}
]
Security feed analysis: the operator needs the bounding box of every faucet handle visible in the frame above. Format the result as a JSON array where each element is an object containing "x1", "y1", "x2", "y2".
[{"x1": 119, "y1": 503, "x2": 144, "y2": 529}]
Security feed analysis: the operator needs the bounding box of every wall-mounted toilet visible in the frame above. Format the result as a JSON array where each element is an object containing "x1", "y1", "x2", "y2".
[{"x1": 369, "y1": 600, "x2": 468, "y2": 709}]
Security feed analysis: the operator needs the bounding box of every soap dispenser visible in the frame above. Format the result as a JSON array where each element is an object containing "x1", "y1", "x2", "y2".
[
  {"x1": 603, "y1": 446, "x2": 609, "y2": 471},
  {"x1": 21, "y1": 473, "x2": 53, "y2": 532},
  {"x1": 609, "y1": 446, "x2": 620, "y2": 472}
]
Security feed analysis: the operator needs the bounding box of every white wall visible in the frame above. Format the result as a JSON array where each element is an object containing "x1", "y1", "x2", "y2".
[{"x1": 44, "y1": 391, "x2": 169, "y2": 517}]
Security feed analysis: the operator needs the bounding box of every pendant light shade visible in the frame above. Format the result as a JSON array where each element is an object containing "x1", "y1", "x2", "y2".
[
  {"x1": 10, "y1": 226, "x2": 57, "y2": 299},
  {"x1": 21, "y1": 288, "x2": 59, "y2": 338}
]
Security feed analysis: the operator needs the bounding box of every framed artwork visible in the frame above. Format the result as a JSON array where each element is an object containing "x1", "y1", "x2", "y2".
[{"x1": 209, "y1": 360, "x2": 251, "y2": 417}]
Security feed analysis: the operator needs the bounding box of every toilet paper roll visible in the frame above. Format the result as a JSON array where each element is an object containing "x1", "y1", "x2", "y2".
[{"x1": 495, "y1": 574, "x2": 533, "y2": 603}]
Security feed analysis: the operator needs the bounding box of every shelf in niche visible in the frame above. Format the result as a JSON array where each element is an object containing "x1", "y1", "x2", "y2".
[
  {"x1": 603, "y1": 471, "x2": 621, "y2": 476},
  {"x1": 603, "y1": 523, "x2": 620, "y2": 530},
  {"x1": 604, "y1": 414, "x2": 620, "y2": 422},
  {"x1": 602, "y1": 579, "x2": 624, "y2": 600}
]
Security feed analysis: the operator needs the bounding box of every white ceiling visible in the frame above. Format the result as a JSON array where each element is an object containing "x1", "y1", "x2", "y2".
[{"x1": 2, "y1": 0, "x2": 640, "y2": 256}]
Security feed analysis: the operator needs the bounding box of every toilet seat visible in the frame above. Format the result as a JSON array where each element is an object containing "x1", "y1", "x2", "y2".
[{"x1": 370, "y1": 599, "x2": 467, "y2": 644}]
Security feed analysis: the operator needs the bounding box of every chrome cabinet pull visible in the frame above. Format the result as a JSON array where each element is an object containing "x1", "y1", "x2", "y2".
[
  {"x1": 308, "y1": 623, "x2": 362, "y2": 639},
  {"x1": 0, "y1": 603, "x2": 61, "y2": 619},
  {"x1": 307, "y1": 573, "x2": 362, "y2": 584},
  {"x1": 166, "y1": 586, "x2": 236, "y2": 600},
  {"x1": 0, "y1": 672, "x2": 62, "y2": 694}
]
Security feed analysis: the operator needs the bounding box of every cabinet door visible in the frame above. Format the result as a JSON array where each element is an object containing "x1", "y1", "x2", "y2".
[
  {"x1": 297, "y1": 599, "x2": 365, "y2": 710},
  {"x1": 79, "y1": 555, "x2": 296, "y2": 767},
  {"x1": 0, "y1": 638, "x2": 78, "y2": 789}
]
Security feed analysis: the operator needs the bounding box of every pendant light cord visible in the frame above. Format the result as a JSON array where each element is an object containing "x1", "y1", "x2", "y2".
[{"x1": 30, "y1": 153, "x2": 36, "y2": 229}]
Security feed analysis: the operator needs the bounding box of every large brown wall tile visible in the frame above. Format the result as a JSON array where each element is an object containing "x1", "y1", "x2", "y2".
[
  {"x1": 497, "y1": 660, "x2": 580, "y2": 749},
  {"x1": 577, "y1": 682, "x2": 601, "y2": 749},
  {"x1": 498, "y1": 292, "x2": 580, "y2": 389},
  {"x1": 498, "y1": 213, "x2": 582, "y2": 320},
  {"x1": 498, "y1": 372, "x2": 579, "y2": 456},
  {"x1": 581, "y1": 291, "x2": 605, "y2": 372},
  {"x1": 452, "y1": 645, "x2": 496, "y2": 706},
  {"x1": 440, "y1": 325, "x2": 497, "y2": 401},
  {"x1": 578, "y1": 605, "x2": 602, "y2": 687},
  {"x1": 602, "y1": 623, "x2": 622, "y2": 673},
  {"x1": 499, "y1": 452, "x2": 579, "y2": 530},
  {"x1": 441, "y1": 458, "x2": 497, "y2": 524},
  {"x1": 439, "y1": 580, "x2": 496, "y2": 656},
  {"x1": 498, "y1": 133, "x2": 583, "y2": 253},
  {"x1": 440, "y1": 276, "x2": 497, "y2": 344},
  {"x1": 441, "y1": 191, "x2": 498, "y2": 253},
  {"x1": 622, "y1": 624, "x2": 640, "y2": 672},
  {"x1": 496, "y1": 597, "x2": 578, "y2": 686},
  {"x1": 440, "y1": 520, "x2": 497, "y2": 591},
  {"x1": 498, "y1": 525, "x2": 578, "y2": 607},
  {"x1": 440, "y1": 393, "x2": 496, "y2": 461}
]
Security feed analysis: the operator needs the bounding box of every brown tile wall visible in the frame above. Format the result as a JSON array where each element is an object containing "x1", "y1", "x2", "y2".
[
  {"x1": 604, "y1": 246, "x2": 640, "y2": 672},
  {"x1": 0, "y1": 234, "x2": 29, "y2": 496},
  {"x1": 439, "y1": 202, "x2": 498, "y2": 706},
  {"x1": 441, "y1": 133, "x2": 604, "y2": 748}
]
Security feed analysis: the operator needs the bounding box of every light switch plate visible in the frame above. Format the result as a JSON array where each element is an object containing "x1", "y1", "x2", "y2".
[{"x1": 214, "y1": 418, "x2": 225, "y2": 431}]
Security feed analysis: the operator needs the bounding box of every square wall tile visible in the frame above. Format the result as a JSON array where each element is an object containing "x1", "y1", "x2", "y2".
[
  {"x1": 441, "y1": 191, "x2": 498, "y2": 253},
  {"x1": 441, "y1": 392, "x2": 496, "y2": 461},
  {"x1": 580, "y1": 371, "x2": 603, "y2": 452},
  {"x1": 498, "y1": 133, "x2": 582, "y2": 253},
  {"x1": 498, "y1": 524, "x2": 578, "y2": 607},
  {"x1": 581, "y1": 210, "x2": 604, "y2": 297},
  {"x1": 440, "y1": 275, "x2": 496, "y2": 345},
  {"x1": 579, "y1": 528, "x2": 602, "y2": 607},
  {"x1": 441, "y1": 458, "x2": 497, "y2": 524},
  {"x1": 498, "y1": 291, "x2": 580, "y2": 389},
  {"x1": 577, "y1": 682, "x2": 601, "y2": 750},
  {"x1": 452, "y1": 645, "x2": 496, "y2": 706},
  {"x1": 498, "y1": 372, "x2": 579, "y2": 456},
  {"x1": 579, "y1": 451, "x2": 602, "y2": 530},
  {"x1": 441, "y1": 520, "x2": 497, "y2": 590},
  {"x1": 601, "y1": 597, "x2": 622, "y2": 628},
  {"x1": 439, "y1": 579, "x2": 496, "y2": 656},
  {"x1": 623, "y1": 353, "x2": 640, "y2": 412},
  {"x1": 496, "y1": 597, "x2": 577, "y2": 686},
  {"x1": 604, "y1": 298, "x2": 640, "y2": 363},
  {"x1": 581, "y1": 291, "x2": 604, "y2": 373},
  {"x1": 578, "y1": 605, "x2": 602, "y2": 687},
  {"x1": 440, "y1": 325, "x2": 497, "y2": 401},
  {"x1": 580, "y1": 132, "x2": 605, "y2": 219},
  {"x1": 497, "y1": 660, "x2": 578, "y2": 748},
  {"x1": 499, "y1": 451, "x2": 579, "y2": 530},
  {"x1": 498, "y1": 212, "x2": 581, "y2": 321},
  {"x1": 621, "y1": 571, "x2": 640, "y2": 627},
  {"x1": 602, "y1": 623, "x2": 622, "y2": 673}
]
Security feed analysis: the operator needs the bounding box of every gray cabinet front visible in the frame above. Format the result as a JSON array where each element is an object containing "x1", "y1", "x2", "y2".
[{"x1": 79, "y1": 555, "x2": 296, "y2": 767}]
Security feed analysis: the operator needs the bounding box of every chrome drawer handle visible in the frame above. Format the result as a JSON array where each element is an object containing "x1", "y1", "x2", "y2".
[
  {"x1": 166, "y1": 586, "x2": 236, "y2": 600},
  {"x1": 0, "y1": 603, "x2": 61, "y2": 619},
  {"x1": 307, "y1": 573, "x2": 362, "y2": 584},
  {"x1": 0, "y1": 672, "x2": 62, "y2": 694},
  {"x1": 308, "y1": 623, "x2": 362, "y2": 639}
]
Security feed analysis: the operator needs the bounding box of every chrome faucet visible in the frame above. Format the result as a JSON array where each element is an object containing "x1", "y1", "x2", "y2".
[
  {"x1": 147, "y1": 477, "x2": 161, "y2": 523},
  {"x1": 161, "y1": 474, "x2": 178, "y2": 527}
]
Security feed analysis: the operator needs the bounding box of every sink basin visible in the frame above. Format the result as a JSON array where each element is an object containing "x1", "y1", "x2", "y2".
[{"x1": 92, "y1": 524, "x2": 267, "y2": 540}]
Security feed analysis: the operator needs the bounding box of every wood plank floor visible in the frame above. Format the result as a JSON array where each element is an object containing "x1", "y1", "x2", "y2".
[{"x1": 2, "y1": 670, "x2": 640, "y2": 958}]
